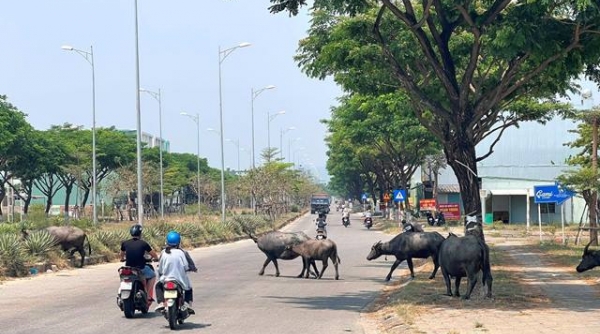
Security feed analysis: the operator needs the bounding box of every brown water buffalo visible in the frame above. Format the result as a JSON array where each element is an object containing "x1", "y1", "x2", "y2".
[
  {"x1": 246, "y1": 230, "x2": 318, "y2": 277},
  {"x1": 576, "y1": 240, "x2": 600, "y2": 272},
  {"x1": 287, "y1": 239, "x2": 341, "y2": 280},
  {"x1": 22, "y1": 226, "x2": 91, "y2": 267},
  {"x1": 367, "y1": 231, "x2": 445, "y2": 281}
]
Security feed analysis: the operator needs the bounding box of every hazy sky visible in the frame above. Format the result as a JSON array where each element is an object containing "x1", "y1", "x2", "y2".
[{"x1": 0, "y1": 1, "x2": 340, "y2": 182}]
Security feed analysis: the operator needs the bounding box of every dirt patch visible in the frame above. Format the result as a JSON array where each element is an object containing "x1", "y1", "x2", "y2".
[{"x1": 360, "y1": 234, "x2": 600, "y2": 334}]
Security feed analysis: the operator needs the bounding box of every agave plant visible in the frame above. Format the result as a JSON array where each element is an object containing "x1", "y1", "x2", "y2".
[
  {"x1": 0, "y1": 233, "x2": 29, "y2": 277},
  {"x1": 22, "y1": 230, "x2": 57, "y2": 259}
]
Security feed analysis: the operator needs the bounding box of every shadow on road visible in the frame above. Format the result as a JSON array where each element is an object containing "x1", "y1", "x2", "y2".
[{"x1": 263, "y1": 290, "x2": 376, "y2": 311}]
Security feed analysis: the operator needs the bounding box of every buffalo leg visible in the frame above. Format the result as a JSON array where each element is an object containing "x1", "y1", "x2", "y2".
[
  {"x1": 464, "y1": 273, "x2": 478, "y2": 300},
  {"x1": 304, "y1": 257, "x2": 311, "y2": 278},
  {"x1": 453, "y1": 276, "x2": 462, "y2": 297},
  {"x1": 78, "y1": 247, "x2": 85, "y2": 267},
  {"x1": 272, "y1": 258, "x2": 281, "y2": 277},
  {"x1": 385, "y1": 259, "x2": 403, "y2": 281},
  {"x1": 441, "y1": 269, "x2": 453, "y2": 296},
  {"x1": 406, "y1": 258, "x2": 415, "y2": 278},
  {"x1": 310, "y1": 260, "x2": 320, "y2": 278},
  {"x1": 318, "y1": 258, "x2": 329, "y2": 279},
  {"x1": 429, "y1": 255, "x2": 440, "y2": 279},
  {"x1": 332, "y1": 256, "x2": 339, "y2": 280},
  {"x1": 259, "y1": 258, "x2": 272, "y2": 276}
]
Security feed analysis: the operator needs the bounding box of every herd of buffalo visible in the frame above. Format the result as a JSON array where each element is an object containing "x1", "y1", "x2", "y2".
[{"x1": 18, "y1": 212, "x2": 600, "y2": 300}]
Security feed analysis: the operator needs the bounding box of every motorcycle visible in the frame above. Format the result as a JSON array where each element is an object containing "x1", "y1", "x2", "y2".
[
  {"x1": 342, "y1": 216, "x2": 350, "y2": 227},
  {"x1": 316, "y1": 227, "x2": 327, "y2": 240},
  {"x1": 116, "y1": 265, "x2": 150, "y2": 318},
  {"x1": 364, "y1": 217, "x2": 373, "y2": 229},
  {"x1": 427, "y1": 212, "x2": 446, "y2": 226},
  {"x1": 162, "y1": 279, "x2": 191, "y2": 330}
]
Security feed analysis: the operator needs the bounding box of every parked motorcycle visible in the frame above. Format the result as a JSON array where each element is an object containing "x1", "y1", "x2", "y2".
[
  {"x1": 364, "y1": 217, "x2": 373, "y2": 229},
  {"x1": 426, "y1": 212, "x2": 446, "y2": 226},
  {"x1": 116, "y1": 266, "x2": 150, "y2": 318},
  {"x1": 342, "y1": 216, "x2": 350, "y2": 227},
  {"x1": 162, "y1": 279, "x2": 191, "y2": 329}
]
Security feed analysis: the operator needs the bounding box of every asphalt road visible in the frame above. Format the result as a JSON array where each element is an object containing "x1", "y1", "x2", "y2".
[{"x1": 0, "y1": 211, "x2": 399, "y2": 334}]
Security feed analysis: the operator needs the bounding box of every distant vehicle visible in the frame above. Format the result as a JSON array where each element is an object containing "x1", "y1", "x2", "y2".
[{"x1": 310, "y1": 193, "x2": 331, "y2": 214}]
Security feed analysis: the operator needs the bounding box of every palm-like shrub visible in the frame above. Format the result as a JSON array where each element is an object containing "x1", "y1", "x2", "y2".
[
  {"x1": 22, "y1": 230, "x2": 57, "y2": 260},
  {"x1": 0, "y1": 233, "x2": 29, "y2": 277}
]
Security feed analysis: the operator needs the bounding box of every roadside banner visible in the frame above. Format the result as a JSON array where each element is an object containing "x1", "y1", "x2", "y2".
[
  {"x1": 419, "y1": 199, "x2": 437, "y2": 212},
  {"x1": 438, "y1": 203, "x2": 461, "y2": 220}
]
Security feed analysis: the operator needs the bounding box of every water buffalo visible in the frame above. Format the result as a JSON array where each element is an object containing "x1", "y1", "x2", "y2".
[
  {"x1": 247, "y1": 230, "x2": 318, "y2": 277},
  {"x1": 438, "y1": 232, "x2": 493, "y2": 299},
  {"x1": 576, "y1": 240, "x2": 600, "y2": 272},
  {"x1": 287, "y1": 239, "x2": 341, "y2": 280},
  {"x1": 22, "y1": 226, "x2": 91, "y2": 267},
  {"x1": 366, "y1": 231, "x2": 445, "y2": 281}
]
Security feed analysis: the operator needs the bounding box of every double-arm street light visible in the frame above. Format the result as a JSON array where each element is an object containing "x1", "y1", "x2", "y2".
[
  {"x1": 181, "y1": 112, "x2": 201, "y2": 216},
  {"x1": 133, "y1": 0, "x2": 144, "y2": 225},
  {"x1": 218, "y1": 42, "x2": 251, "y2": 223},
  {"x1": 141, "y1": 88, "x2": 164, "y2": 220},
  {"x1": 61, "y1": 44, "x2": 97, "y2": 225},
  {"x1": 267, "y1": 110, "x2": 286, "y2": 151},
  {"x1": 251, "y1": 85, "x2": 276, "y2": 168},
  {"x1": 280, "y1": 127, "x2": 296, "y2": 159}
]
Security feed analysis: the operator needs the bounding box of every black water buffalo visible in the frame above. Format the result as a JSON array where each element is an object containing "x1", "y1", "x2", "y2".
[
  {"x1": 438, "y1": 232, "x2": 493, "y2": 299},
  {"x1": 287, "y1": 239, "x2": 341, "y2": 280},
  {"x1": 576, "y1": 240, "x2": 600, "y2": 272},
  {"x1": 22, "y1": 226, "x2": 91, "y2": 267},
  {"x1": 367, "y1": 231, "x2": 445, "y2": 281},
  {"x1": 247, "y1": 230, "x2": 318, "y2": 277}
]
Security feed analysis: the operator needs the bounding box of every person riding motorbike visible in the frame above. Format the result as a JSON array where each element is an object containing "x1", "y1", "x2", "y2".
[
  {"x1": 120, "y1": 224, "x2": 159, "y2": 308},
  {"x1": 342, "y1": 206, "x2": 350, "y2": 225},
  {"x1": 315, "y1": 212, "x2": 328, "y2": 232},
  {"x1": 154, "y1": 231, "x2": 196, "y2": 314}
]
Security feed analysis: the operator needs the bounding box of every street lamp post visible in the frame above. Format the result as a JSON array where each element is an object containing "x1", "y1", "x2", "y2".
[
  {"x1": 279, "y1": 127, "x2": 296, "y2": 159},
  {"x1": 288, "y1": 137, "x2": 301, "y2": 163},
  {"x1": 218, "y1": 42, "x2": 251, "y2": 223},
  {"x1": 62, "y1": 44, "x2": 97, "y2": 225},
  {"x1": 181, "y1": 112, "x2": 201, "y2": 217},
  {"x1": 133, "y1": 0, "x2": 144, "y2": 226},
  {"x1": 267, "y1": 110, "x2": 286, "y2": 151},
  {"x1": 141, "y1": 88, "x2": 164, "y2": 220},
  {"x1": 251, "y1": 85, "x2": 275, "y2": 168}
]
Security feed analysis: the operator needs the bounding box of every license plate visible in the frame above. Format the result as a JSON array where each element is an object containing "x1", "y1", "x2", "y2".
[
  {"x1": 120, "y1": 282, "x2": 132, "y2": 290},
  {"x1": 164, "y1": 290, "x2": 178, "y2": 298}
]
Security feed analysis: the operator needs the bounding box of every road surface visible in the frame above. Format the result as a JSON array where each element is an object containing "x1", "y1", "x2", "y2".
[{"x1": 0, "y1": 211, "x2": 399, "y2": 333}]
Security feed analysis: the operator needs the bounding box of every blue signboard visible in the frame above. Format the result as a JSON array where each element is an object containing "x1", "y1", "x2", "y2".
[
  {"x1": 361, "y1": 193, "x2": 368, "y2": 201},
  {"x1": 534, "y1": 183, "x2": 575, "y2": 205},
  {"x1": 393, "y1": 189, "x2": 407, "y2": 203}
]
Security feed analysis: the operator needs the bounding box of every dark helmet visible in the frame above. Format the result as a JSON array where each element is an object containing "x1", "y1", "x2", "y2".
[
  {"x1": 130, "y1": 224, "x2": 143, "y2": 237},
  {"x1": 166, "y1": 231, "x2": 181, "y2": 247}
]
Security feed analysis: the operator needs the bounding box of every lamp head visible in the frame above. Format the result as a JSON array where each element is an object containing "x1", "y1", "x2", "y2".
[
  {"x1": 61, "y1": 45, "x2": 74, "y2": 51},
  {"x1": 265, "y1": 85, "x2": 276, "y2": 90},
  {"x1": 238, "y1": 42, "x2": 251, "y2": 48}
]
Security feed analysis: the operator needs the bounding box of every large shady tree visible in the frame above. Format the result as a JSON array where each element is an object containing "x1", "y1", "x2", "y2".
[{"x1": 267, "y1": 0, "x2": 600, "y2": 216}]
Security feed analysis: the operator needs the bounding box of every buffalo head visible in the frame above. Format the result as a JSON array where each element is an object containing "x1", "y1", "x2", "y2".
[
  {"x1": 576, "y1": 241, "x2": 600, "y2": 273},
  {"x1": 366, "y1": 241, "x2": 383, "y2": 261}
]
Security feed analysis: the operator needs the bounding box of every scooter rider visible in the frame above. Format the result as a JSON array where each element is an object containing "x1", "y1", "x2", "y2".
[
  {"x1": 120, "y1": 224, "x2": 159, "y2": 308},
  {"x1": 155, "y1": 231, "x2": 196, "y2": 314},
  {"x1": 342, "y1": 206, "x2": 350, "y2": 224},
  {"x1": 315, "y1": 211, "x2": 328, "y2": 232}
]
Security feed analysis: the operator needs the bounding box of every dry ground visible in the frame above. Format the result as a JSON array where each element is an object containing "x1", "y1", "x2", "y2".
[{"x1": 360, "y1": 227, "x2": 600, "y2": 334}]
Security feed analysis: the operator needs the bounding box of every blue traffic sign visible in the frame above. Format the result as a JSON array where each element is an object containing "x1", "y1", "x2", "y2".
[
  {"x1": 534, "y1": 183, "x2": 575, "y2": 205},
  {"x1": 361, "y1": 193, "x2": 368, "y2": 201},
  {"x1": 393, "y1": 189, "x2": 407, "y2": 203}
]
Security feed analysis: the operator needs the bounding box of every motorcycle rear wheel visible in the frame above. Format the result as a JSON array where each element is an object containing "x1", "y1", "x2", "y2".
[
  {"x1": 168, "y1": 305, "x2": 178, "y2": 330},
  {"x1": 123, "y1": 298, "x2": 135, "y2": 319}
]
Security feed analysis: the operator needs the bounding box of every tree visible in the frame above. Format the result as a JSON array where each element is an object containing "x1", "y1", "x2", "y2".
[
  {"x1": 267, "y1": 0, "x2": 597, "y2": 216},
  {"x1": 0, "y1": 96, "x2": 35, "y2": 218}
]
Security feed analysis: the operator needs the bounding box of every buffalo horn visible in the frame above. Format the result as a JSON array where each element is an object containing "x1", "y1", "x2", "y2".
[{"x1": 584, "y1": 240, "x2": 593, "y2": 254}]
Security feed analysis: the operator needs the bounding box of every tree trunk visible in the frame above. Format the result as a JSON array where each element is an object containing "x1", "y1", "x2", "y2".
[
  {"x1": 64, "y1": 185, "x2": 73, "y2": 220},
  {"x1": 583, "y1": 190, "x2": 598, "y2": 246},
  {"x1": 445, "y1": 142, "x2": 481, "y2": 218}
]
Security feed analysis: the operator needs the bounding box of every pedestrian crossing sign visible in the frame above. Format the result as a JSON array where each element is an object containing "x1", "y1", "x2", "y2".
[{"x1": 393, "y1": 189, "x2": 406, "y2": 202}]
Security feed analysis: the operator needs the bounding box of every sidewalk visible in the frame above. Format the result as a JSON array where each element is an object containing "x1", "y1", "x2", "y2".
[{"x1": 362, "y1": 234, "x2": 600, "y2": 334}]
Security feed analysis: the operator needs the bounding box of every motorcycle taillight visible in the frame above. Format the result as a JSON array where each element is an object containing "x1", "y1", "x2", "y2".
[
  {"x1": 165, "y1": 281, "x2": 177, "y2": 290},
  {"x1": 120, "y1": 268, "x2": 133, "y2": 275}
]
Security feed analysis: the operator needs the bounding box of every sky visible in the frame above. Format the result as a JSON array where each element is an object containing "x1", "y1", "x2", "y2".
[{"x1": 0, "y1": 1, "x2": 340, "y2": 182}]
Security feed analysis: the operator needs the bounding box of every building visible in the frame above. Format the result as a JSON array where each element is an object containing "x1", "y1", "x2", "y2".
[
  {"x1": 120, "y1": 129, "x2": 170, "y2": 152},
  {"x1": 416, "y1": 117, "x2": 586, "y2": 226}
]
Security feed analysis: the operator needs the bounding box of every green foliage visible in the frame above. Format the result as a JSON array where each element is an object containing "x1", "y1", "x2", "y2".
[
  {"x1": 0, "y1": 233, "x2": 29, "y2": 277},
  {"x1": 22, "y1": 230, "x2": 57, "y2": 260}
]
